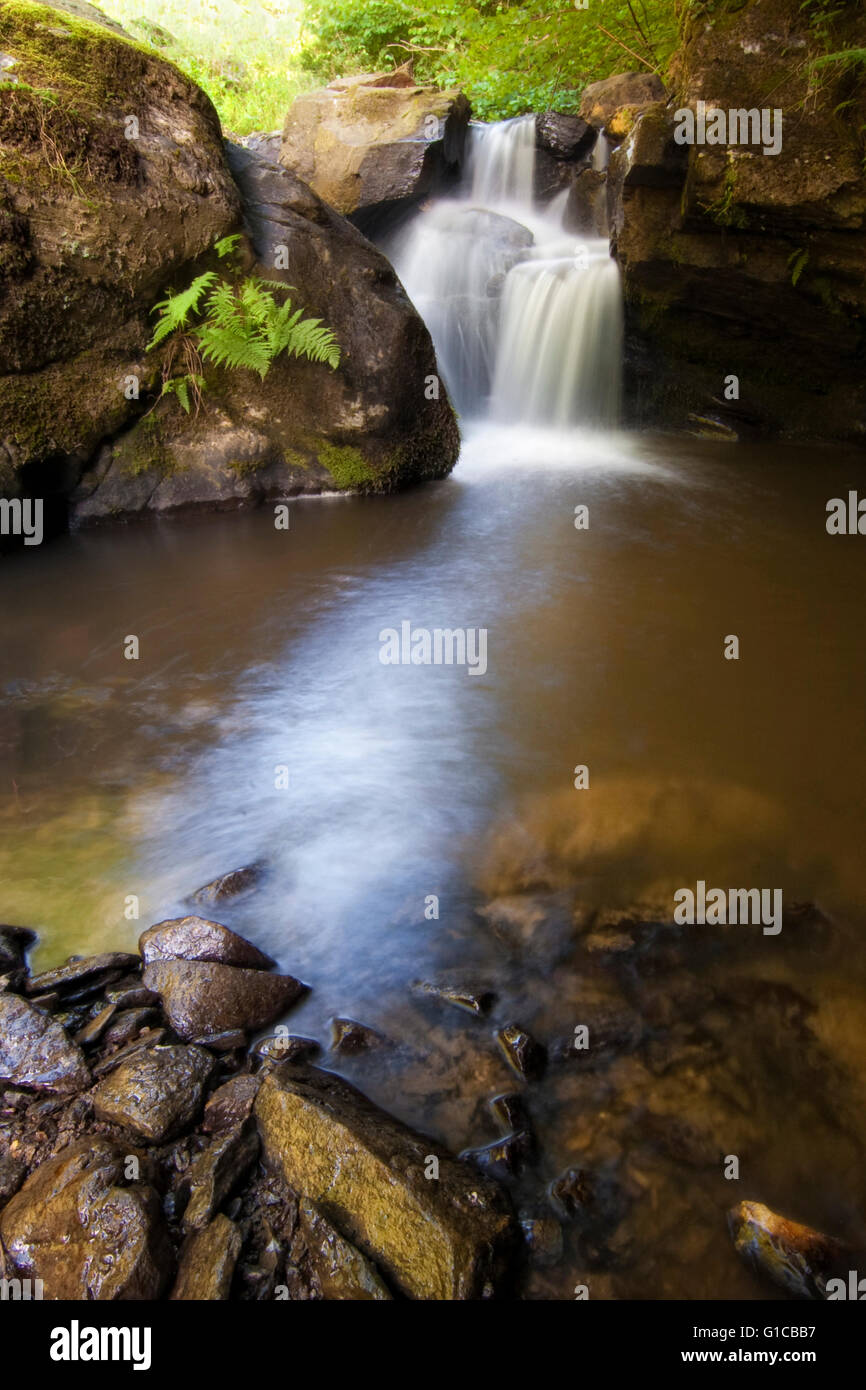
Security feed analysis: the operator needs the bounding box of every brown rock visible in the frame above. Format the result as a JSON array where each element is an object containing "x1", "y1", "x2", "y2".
[
  {"x1": 0, "y1": 1138, "x2": 172, "y2": 1299},
  {"x1": 298, "y1": 1199, "x2": 392, "y2": 1300},
  {"x1": 142, "y1": 959, "x2": 306, "y2": 1041},
  {"x1": 330, "y1": 1017, "x2": 387, "y2": 1054},
  {"x1": 728, "y1": 1200, "x2": 846, "y2": 1300},
  {"x1": 192, "y1": 864, "x2": 263, "y2": 907},
  {"x1": 0, "y1": 991, "x2": 90, "y2": 1093},
  {"x1": 495, "y1": 1024, "x2": 546, "y2": 1081},
  {"x1": 139, "y1": 916, "x2": 275, "y2": 970},
  {"x1": 91, "y1": 1044, "x2": 215, "y2": 1142},
  {"x1": 74, "y1": 1002, "x2": 116, "y2": 1045},
  {"x1": 170, "y1": 1214, "x2": 241, "y2": 1300},
  {"x1": 25, "y1": 952, "x2": 140, "y2": 997},
  {"x1": 203, "y1": 1074, "x2": 261, "y2": 1133},
  {"x1": 255, "y1": 1062, "x2": 516, "y2": 1300},
  {"x1": 182, "y1": 1123, "x2": 259, "y2": 1232},
  {"x1": 579, "y1": 71, "x2": 666, "y2": 130}
]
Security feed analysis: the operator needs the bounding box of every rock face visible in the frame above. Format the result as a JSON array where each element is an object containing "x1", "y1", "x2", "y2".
[
  {"x1": 139, "y1": 917, "x2": 275, "y2": 970},
  {"x1": 143, "y1": 959, "x2": 306, "y2": 1040},
  {"x1": 91, "y1": 1044, "x2": 215, "y2": 1141},
  {"x1": 71, "y1": 140, "x2": 460, "y2": 523},
  {"x1": 609, "y1": 1, "x2": 866, "y2": 441},
  {"x1": 255, "y1": 1063, "x2": 516, "y2": 1300},
  {"x1": 0, "y1": 991, "x2": 90, "y2": 1093},
  {"x1": 0, "y1": 1138, "x2": 172, "y2": 1299},
  {"x1": 0, "y1": 0, "x2": 241, "y2": 509},
  {"x1": 280, "y1": 68, "x2": 471, "y2": 228}
]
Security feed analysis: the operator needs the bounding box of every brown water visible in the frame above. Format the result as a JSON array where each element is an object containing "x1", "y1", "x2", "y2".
[{"x1": 2, "y1": 424, "x2": 866, "y2": 1298}]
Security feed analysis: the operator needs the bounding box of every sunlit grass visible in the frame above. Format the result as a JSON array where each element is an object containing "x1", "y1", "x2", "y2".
[{"x1": 99, "y1": 0, "x2": 315, "y2": 134}]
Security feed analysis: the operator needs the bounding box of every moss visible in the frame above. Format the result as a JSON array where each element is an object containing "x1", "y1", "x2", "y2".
[
  {"x1": 315, "y1": 442, "x2": 379, "y2": 491},
  {"x1": 115, "y1": 413, "x2": 175, "y2": 478}
]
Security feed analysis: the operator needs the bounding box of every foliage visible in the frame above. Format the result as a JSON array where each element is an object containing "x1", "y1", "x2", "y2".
[
  {"x1": 297, "y1": 0, "x2": 680, "y2": 120},
  {"x1": 147, "y1": 236, "x2": 340, "y2": 415},
  {"x1": 99, "y1": 0, "x2": 314, "y2": 134}
]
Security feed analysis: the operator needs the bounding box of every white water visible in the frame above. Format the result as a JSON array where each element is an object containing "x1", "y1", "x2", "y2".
[{"x1": 387, "y1": 116, "x2": 623, "y2": 427}]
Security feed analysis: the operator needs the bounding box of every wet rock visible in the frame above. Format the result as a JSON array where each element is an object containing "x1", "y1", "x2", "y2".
[
  {"x1": 253, "y1": 1033, "x2": 321, "y2": 1064},
  {"x1": 105, "y1": 979, "x2": 159, "y2": 1008},
  {"x1": 488, "y1": 1091, "x2": 532, "y2": 1135},
  {"x1": 24, "y1": 952, "x2": 140, "y2": 998},
  {"x1": 0, "y1": 924, "x2": 35, "y2": 984},
  {"x1": 139, "y1": 916, "x2": 275, "y2": 970},
  {"x1": 91, "y1": 1027, "x2": 166, "y2": 1077},
  {"x1": 171, "y1": 1214, "x2": 241, "y2": 1300},
  {"x1": 460, "y1": 1131, "x2": 532, "y2": 1181},
  {"x1": 536, "y1": 112, "x2": 594, "y2": 161},
  {"x1": 330, "y1": 1017, "x2": 387, "y2": 1055},
  {"x1": 192, "y1": 864, "x2": 263, "y2": 908},
  {"x1": 551, "y1": 983, "x2": 643, "y2": 1061},
  {"x1": 495, "y1": 1024, "x2": 546, "y2": 1081},
  {"x1": 102, "y1": 1007, "x2": 158, "y2": 1048},
  {"x1": 203, "y1": 1075, "x2": 261, "y2": 1133},
  {"x1": 520, "y1": 1214, "x2": 564, "y2": 1266},
  {"x1": 73, "y1": 1002, "x2": 116, "y2": 1045},
  {"x1": 298, "y1": 1199, "x2": 392, "y2": 1300},
  {"x1": 182, "y1": 1123, "x2": 260, "y2": 1233},
  {"x1": 728, "y1": 1201, "x2": 846, "y2": 1300},
  {"x1": 0, "y1": 1151, "x2": 26, "y2": 1203},
  {"x1": 91, "y1": 1044, "x2": 215, "y2": 1142},
  {"x1": 143, "y1": 959, "x2": 306, "y2": 1041},
  {"x1": 190, "y1": 1029, "x2": 247, "y2": 1052},
  {"x1": 0, "y1": 1138, "x2": 172, "y2": 1300},
  {"x1": 548, "y1": 1166, "x2": 595, "y2": 1222},
  {"x1": 411, "y1": 979, "x2": 496, "y2": 1017},
  {"x1": 0, "y1": 992, "x2": 90, "y2": 1094},
  {"x1": 255, "y1": 1062, "x2": 516, "y2": 1299}
]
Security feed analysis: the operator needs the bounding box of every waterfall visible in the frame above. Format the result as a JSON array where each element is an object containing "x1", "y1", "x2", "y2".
[{"x1": 385, "y1": 114, "x2": 623, "y2": 428}]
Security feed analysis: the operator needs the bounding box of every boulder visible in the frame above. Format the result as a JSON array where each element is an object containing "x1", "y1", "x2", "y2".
[
  {"x1": 139, "y1": 916, "x2": 275, "y2": 970},
  {"x1": 0, "y1": 0, "x2": 241, "y2": 508},
  {"x1": 91, "y1": 1044, "x2": 215, "y2": 1141},
  {"x1": 579, "y1": 71, "x2": 667, "y2": 131},
  {"x1": 143, "y1": 959, "x2": 306, "y2": 1040},
  {"x1": 170, "y1": 1214, "x2": 241, "y2": 1300},
  {"x1": 255, "y1": 1063, "x2": 516, "y2": 1299},
  {"x1": 611, "y1": 0, "x2": 866, "y2": 442},
  {"x1": 0, "y1": 991, "x2": 90, "y2": 1093},
  {"x1": 728, "y1": 1200, "x2": 846, "y2": 1299},
  {"x1": 280, "y1": 68, "x2": 471, "y2": 226},
  {"x1": 0, "y1": 1138, "x2": 172, "y2": 1299},
  {"x1": 297, "y1": 1199, "x2": 392, "y2": 1300},
  {"x1": 192, "y1": 864, "x2": 262, "y2": 907},
  {"x1": 537, "y1": 112, "x2": 594, "y2": 161},
  {"x1": 71, "y1": 144, "x2": 459, "y2": 522}
]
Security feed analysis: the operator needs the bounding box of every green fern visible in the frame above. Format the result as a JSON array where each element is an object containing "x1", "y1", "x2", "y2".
[{"x1": 146, "y1": 253, "x2": 341, "y2": 413}]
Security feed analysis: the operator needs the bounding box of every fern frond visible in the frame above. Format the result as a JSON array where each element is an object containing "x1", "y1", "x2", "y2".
[
  {"x1": 147, "y1": 271, "x2": 218, "y2": 351},
  {"x1": 215, "y1": 233, "x2": 242, "y2": 259}
]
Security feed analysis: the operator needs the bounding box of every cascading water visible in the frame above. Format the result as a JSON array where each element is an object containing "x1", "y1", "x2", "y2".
[{"x1": 386, "y1": 116, "x2": 623, "y2": 427}]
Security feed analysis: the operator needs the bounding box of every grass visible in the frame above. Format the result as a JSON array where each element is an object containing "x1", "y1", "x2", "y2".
[{"x1": 98, "y1": 0, "x2": 315, "y2": 134}]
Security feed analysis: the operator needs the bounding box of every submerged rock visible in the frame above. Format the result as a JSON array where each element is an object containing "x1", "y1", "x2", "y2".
[
  {"x1": 495, "y1": 1024, "x2": 547, "y2": 1081},
  {"x1": 252, "y1": 1033, "x2": 321, "y2": 1064},
  {"x1": 0, "y1": 1138, "x2": 172, "y2": 1300},
  {"x1": 298, "y1": 1199, "x2": 392, "y2": 1300},
  {"x1": 170, "y1": 1214, "x2": 241, "y2": 1301},
  {"x1": 459, "y1": 1131, "x2": 532, "y2": 1181},
  {"x1": 255, "y1": 1062, "x2": 516, "y2": 1299},
  {"x1": 330, "y1": 1017, "x2": 388, "y2": 1054},
  {"x1": 91, "y1": 1044, "x2": 215, "y2": 1142},
  {"x1": 142, "y1": 959, "x2": 306, "y2": 1041},
  {"x1": 0, "y1": 991, "x2": 90, "y2": 1094},
  {"x1": 411, "y1": 979, "x2": 496, "y2": 1017},
  {"x1": 139, "y1": 916, "x2": 275, "y2": 970},
  {"x1": 728, "y1": 1201, "x2": 846, "y2": 1300},
  {"x1": 191, "y1": 864, "x2": 263, "y2": 908}
]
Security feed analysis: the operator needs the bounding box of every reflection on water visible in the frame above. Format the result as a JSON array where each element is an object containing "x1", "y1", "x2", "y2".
[{"x1": 2, "y1": 427, "x2": 866, "y2": 1297}]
